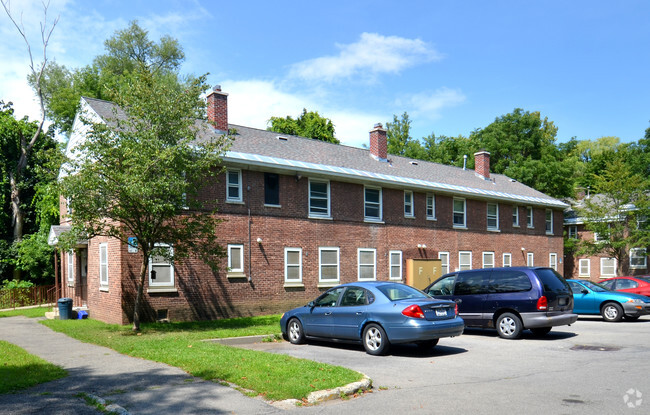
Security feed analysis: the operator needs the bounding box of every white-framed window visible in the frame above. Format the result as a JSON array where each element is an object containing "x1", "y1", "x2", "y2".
[
  {"x1": 487, "y1": 203, "x2": 499, "y2": 230},
  {"x1": 308, "y1": 179, "x2": 330, "y2": 218},
  {"x1": 453, "y1": 198, "x2": 466, "y2": 228},
  {"x1": 503, "y1": 253, "x2": 512, "y2": 267},
  {"x1": 389, "y1": 250, "x2": 402, "y2": 280},
  {"x1": 526, "y1": 206, "x2": 534, "y2": 228},
  {"x1": 630, "y1": 248, "x2": 647, "y2": 269},
  {"x1": 226, "y1": 169, "x2": 242, "y2": 202},
  {"x1": 527, "y1": 252, "x2": 534, "y2": 267},
  {"x1": 284, "y1": 248, "x2": 302, "y2": 284},
  {"x1": 459, "y1": 251, "x2": 472, "y2": 271},
  {"x1": 319, "y1": 247, "x2": 340, "y2": 284},
  {"x1": 149, "y1": 244, "x2": 174, "y2": 288},
  {"x1": 426, "y1": 194, "x2": 436, "y2": 220},
  {"x1": 512, "y1": 206, "x2": 519, "y2": 227},
  {"x1": 439, "y1": 252, "x2": 450, "y2": 275},
  {"x1": 99, "y1": 244, "x2": 108, "y2": 287},
  {"x1": 482, "y1": 252, "x2": 495, "y2": 268},
  {"x1": 67, "y1": 251, "x2": 75, "y2": 284},
  {"x1": 227, "y1": 244, "x2": 244, "y2": 274},
  {"x1": 545, "y1": 209, "x2": 553, "y2": 235},
  {"x1": 568, "y1": 225, "x2": 578, "y2": 239},
  {"x1": 364, "y1": 187, "x2": 382, "y2": 222},
  {"x1": 579, "y1": 258, "x2": 590, "y2": 277},
  {"x1": 404, "y1": 191, "x2": 414, "y2": 217},
  {"x1": 600, "y1": 257, "x2": 616, "y2": 277},
  {"x1": 549, "y1": 253, "x2": 558, "y2": 271},
  {"x1": 358, "y1": 248, "x2": 376, "y2": 281}
]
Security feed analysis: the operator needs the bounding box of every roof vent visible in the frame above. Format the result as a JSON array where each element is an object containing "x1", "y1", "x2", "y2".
[
  {"x1": 410, "y1": 161, "x2": 418, "y2": 166},
  {"x1": 277, "y1": 136, "x2": 288, "y2": 141}
]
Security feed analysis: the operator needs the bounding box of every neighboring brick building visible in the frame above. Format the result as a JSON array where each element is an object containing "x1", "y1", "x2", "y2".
[
  {"x1": 51, "y1": 86, "x2": 568, "y2": 324},
  {"x1": 563, "y1": 198, "x2": 648, "y2": 281}
]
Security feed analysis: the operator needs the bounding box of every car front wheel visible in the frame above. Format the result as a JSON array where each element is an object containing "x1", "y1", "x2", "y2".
[
  {"x1": 496, "y1": 313, "x2": 523, "y2": 339},
  {"x1": 287, "y1": 318, "x2": 305, "y2": 344},
  {"x1": 601, "y1": 302, "x2": 623, "y2": 322},
  {"x1": 363, "y1": 323, "x2": 390, "y2": 355}
]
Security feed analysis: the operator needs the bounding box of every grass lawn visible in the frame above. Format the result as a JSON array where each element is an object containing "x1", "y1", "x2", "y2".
[
  {"x1": 42, "y1": 316, "x2": 362, "y2": 401},
  {"x1": 0, "y1": 341, "x2": 67, "y2": 394},
  {"x1": 0, "y1": 306, "x2": 50, "y2": 318}
]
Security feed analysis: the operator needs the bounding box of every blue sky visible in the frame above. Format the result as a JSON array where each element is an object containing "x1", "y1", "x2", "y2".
[{"x1": 2, "y1": 0, "x2": 649, "y2": 148}]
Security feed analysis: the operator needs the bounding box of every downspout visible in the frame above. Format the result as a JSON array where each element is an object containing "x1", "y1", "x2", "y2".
[
  {"x1": 247, "y1": 183, "x2": 252, "y2": 283},
  {"x1": 248, "y1": 206, "x2": 252, "y2": 283}
]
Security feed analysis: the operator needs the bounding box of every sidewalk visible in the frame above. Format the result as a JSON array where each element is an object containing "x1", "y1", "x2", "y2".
[{"x1": 0, "y1": 316, "x2": 282, "y2": 414}]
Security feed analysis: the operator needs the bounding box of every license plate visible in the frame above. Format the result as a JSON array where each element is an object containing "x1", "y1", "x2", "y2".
[
  {"x1": 435, "y1": 309, "x2": 447, "y2": 317},
  {"x1": 559, "y1": 298, "x2": 567, "y2": 306}
]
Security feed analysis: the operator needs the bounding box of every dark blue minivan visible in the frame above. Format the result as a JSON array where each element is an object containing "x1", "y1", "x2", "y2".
[{"x1": 424, "y1": 267, "x2": 577, "y2": 339}]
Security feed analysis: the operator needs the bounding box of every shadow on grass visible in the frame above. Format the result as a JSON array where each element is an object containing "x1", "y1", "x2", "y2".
[
  {"x1": 140, "y1": 314, "x2": 282, "y2": 333},
  {"x1": 0, "y1": 363, "x2": 67, "y2": 394}
]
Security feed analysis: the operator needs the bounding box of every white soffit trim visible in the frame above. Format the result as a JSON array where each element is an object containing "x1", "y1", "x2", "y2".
[{"x1": 223, "y1": 151, "x2": 568, "y2": 208}]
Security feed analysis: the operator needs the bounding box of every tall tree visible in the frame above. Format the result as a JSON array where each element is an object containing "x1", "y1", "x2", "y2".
[
  {"x1": 2, "y1": 1, "x2": 58, "y2": 279},
  {"x1": 33, "y1": 20, "x2": 185, "y2": 135},
  {"x1": 470, "y1": 109, "x2": 576, "y2": 198},
  {"x1": 421, "y1": 133, "x2": 476, "y2": 168},
  {"x1": 385, "y1": 112, "x2": 425, "y2": 159},
  {"x1": 268, "y1": 109, "x2": 339, "y2": 144},
  {"x1": 0, "y1": 102, "x2": 61, "y2": 282},
  {"x1": 59, "y1": 68, "x2": 229, "y2": 330},
  {"x1": 576, "y1": 158, "x2": 650, "y2": 274}
]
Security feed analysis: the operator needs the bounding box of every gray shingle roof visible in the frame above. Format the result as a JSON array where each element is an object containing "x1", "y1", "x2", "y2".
[{"x1": 82, "y1": 97, "x2": 567, "y2": 208}]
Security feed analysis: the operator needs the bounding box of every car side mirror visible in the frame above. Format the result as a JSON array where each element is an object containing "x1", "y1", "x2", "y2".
[
  {"x1": 581, "y1": 289, "x2": 589, "y2": 294},
  {"x1": 307, "y1": 301, "x2": 315, "y2": 308}
]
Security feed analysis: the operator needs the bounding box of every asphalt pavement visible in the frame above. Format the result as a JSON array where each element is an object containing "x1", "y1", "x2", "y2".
[{"x1": 3, "y1": 315, "x2": 650, "y2": 414}]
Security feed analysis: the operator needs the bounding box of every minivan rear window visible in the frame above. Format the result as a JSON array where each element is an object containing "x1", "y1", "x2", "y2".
[
  {"x1": 535, "y1": 268, "x2": 570, "y2": 293},
  {"x1": 488, "y1": 271, "x2": 532, "y2": 293}
]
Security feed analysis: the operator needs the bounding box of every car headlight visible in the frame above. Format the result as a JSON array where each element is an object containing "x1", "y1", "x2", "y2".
[{"x1": 626, "y1": 299, "x2": 644, "y2": 304}]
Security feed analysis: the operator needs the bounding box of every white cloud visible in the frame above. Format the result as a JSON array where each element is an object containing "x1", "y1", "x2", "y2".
[
  {"x1": 289, "y1": 32, "x2": 442, "y2": 83},
  {"x1": 223, "y1": 79, "x2": 382, "y2": 148},
  {"x1": 397, "y1": 88, "x2": 466, "y2": 120}
]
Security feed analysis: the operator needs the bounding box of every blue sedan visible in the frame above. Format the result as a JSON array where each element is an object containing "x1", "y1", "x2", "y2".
[
  {"x1": 567, "y1": 279, "x2": 650, "y2": 322},
  {"x1": 280, "y1": 281, "x2": 465, "y2": 355}
]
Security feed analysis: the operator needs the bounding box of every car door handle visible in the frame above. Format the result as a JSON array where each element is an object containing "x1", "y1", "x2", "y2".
[
  {"x1": 356, "y1": 312, "x2": 363, "y2": 315},
  {"x1": 455, "y1": 299, "x2": 462, "y2": 304},
  {"x1": 324, "y1": 312, "x2": 332, "y2": 316}
]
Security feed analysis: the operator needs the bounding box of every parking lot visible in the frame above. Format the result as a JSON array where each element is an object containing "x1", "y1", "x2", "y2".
[{"x1": 246, "y1": 316, "x2": 650, "y2": 414}]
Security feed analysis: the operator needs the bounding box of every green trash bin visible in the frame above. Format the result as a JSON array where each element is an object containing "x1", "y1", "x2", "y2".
[{"x1": 57, "y1": 298, "x2": 73, "y2": 320}]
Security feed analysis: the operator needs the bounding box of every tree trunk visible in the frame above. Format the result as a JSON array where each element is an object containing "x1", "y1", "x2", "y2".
[
  {"x1": 132, "y1": 257, "x2": 148, "y2": 331},
  {"x1": 9, "y1": 157, "x2": 26, "y2": 281}
]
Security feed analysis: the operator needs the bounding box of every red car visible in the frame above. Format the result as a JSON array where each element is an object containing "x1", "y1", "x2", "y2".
[{"x1": 599, "y1": 276, "x2": 650, "y2": 296}]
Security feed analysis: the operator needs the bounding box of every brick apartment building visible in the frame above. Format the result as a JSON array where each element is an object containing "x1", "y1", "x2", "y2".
[
  {"x1": 563, "y1": 198, "x2": 648, "y2": 280},
  {"x1": 50, "y1": 86, "x2": 568, "y2": 324}
]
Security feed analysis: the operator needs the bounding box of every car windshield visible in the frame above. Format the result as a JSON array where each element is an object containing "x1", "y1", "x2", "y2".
[
  {"x1": 579, "y1": 280, "x2": 609, "y2": 292},
  {"x1": 377, "y1": 284, "x2": 429, "y2": 301}
]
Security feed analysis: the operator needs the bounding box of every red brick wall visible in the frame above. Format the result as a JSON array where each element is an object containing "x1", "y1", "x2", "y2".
[
  {"x1": 563, "y1": 225, "x2": 647, "y2": 281},
  {"x1": 81, "y1": 169, "x2": 564, "y2": 324}
]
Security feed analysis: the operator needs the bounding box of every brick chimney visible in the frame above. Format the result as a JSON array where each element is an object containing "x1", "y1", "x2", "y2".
[
  {"x1": 369, "y1": 123, "x2": 388, "y2": 161},
  {"x1": 207, "y1": 85, "x2": 228, "y2": 132},
  {"x1": 474, "y1": 150, "x2": 490, "y2": 179}
]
